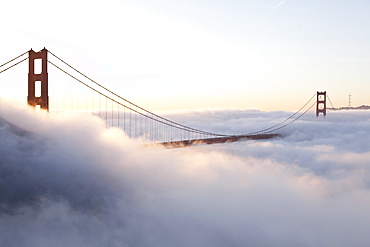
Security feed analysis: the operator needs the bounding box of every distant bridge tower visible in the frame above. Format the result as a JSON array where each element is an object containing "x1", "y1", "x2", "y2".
[
  {"x1": 28, "y1": 48, "x2": 48, "y2": 110},
  {"x1": 348, "y1": 93, "x2": 352, "y2": 107},
  {"x1": 316, "y1": 91, "x2": 326, "y2": 117}
]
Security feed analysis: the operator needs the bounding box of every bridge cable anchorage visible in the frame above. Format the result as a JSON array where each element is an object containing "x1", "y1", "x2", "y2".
[
  {"x1": 0, "y1": 57, "x2": 28, "y2": 74},
  {"x1": 47, "y1": 50, "x2": 228, "y2": 137},
  {"x1": 0, "y1": 51, "x2": 28, "y2": 69},
  {"x1": 47, "y1": 60, "x2": 221, "y2": 135},
  {"x1": 246, "y1": 92, "x2": 317, "y2": 135},
  {"x1": 326, "y1": 94, "x2": 336, "y2": 111}
]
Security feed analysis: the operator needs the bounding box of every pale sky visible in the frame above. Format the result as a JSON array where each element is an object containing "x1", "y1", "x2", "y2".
[{"x1": 1, "y1": 0, "x2": 369, "y2": 111}]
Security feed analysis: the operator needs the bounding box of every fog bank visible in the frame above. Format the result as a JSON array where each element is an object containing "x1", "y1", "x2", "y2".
[{"x1": 1, "y1": 100, "x2": 370, "y2": 247}]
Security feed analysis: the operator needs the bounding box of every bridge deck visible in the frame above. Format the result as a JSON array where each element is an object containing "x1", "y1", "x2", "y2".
[{"x1": 157, "y1": 133, "x2": 281, "y2": 148}]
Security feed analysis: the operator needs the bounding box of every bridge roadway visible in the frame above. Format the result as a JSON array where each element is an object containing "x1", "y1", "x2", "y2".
[{"x1": 156, "y1": 133, "x2": 281, "y2": 148}]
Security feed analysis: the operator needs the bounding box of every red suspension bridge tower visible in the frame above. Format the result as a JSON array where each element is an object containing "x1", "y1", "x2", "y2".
[
  {"x1": 28, "y1": 48, "x2": 49, "y2": 110},
  {"x1": 316, "y1": 91, "x2": 326, "y2": 117}
]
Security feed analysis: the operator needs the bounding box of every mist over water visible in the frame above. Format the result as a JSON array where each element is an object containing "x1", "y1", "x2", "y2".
[{"x1": 1, "y1": 100, "x2": 370, "y2": 247}]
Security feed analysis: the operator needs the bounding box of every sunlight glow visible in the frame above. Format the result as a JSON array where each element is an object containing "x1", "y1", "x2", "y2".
[{"x1": 1, "y1": 0, "x2": 369, "y2": 111}]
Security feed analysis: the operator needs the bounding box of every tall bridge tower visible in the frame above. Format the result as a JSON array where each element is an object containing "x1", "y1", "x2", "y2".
[
  {"x1": 316, "y1": 91, "x2": 326, "y2": 117},
  {"x1": 28, "y1": 48, "x2": 49, "y2": 110}
]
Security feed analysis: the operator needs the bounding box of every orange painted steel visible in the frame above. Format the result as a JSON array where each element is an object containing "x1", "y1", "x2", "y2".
[
  {"x1": 28, "y1": 48, "x2": 49, "y2": 110},
  {"x1": 316, "y1": 91, "x2": 326, "y2": 117}
]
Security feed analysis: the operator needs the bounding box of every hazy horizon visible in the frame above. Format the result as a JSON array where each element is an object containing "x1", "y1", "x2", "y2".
[{"x1": 1, "y1": 0, "x2": 369, "y2": 111}]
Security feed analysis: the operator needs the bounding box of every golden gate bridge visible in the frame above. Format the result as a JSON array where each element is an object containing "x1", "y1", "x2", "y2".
[{"x1": 0, "y1": 48, "x2": 333, "y2": 147}]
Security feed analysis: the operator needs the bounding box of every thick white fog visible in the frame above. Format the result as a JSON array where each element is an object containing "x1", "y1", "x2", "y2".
[{"x1": 1, "y1": 99, "x2": 370, "y2": 247}]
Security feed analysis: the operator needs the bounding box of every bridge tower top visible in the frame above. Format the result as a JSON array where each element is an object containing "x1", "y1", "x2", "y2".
[
  {"x1": 28, "y1": 48, "x2": 48, "y2": 110},
  {"x1": 316, "y1": 91, "x2": 326, "y2": 117}
]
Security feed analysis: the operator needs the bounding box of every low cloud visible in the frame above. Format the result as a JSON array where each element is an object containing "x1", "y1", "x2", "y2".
[{"x1": 1, "y1": 100, "x2": 370, "y2": 247}]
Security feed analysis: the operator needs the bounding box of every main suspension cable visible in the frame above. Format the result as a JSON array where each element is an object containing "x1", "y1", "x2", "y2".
[
  {"x1": 48, "y1": 60, "x2": 218, "y2": 135},
  {"x1": 47, "y1": 50, "x2": 321, "y2": 139},
  {"x1": 247, "y1": 92, "x2": 316, "y2": 135},
  {"x1": 0, "y1": 51, "x2": 28, "y2": 69},
  {"x1": 0, "y1": 57, "x2": 28, "y2": 74},
  {"x1": 48, "y1": 50, "x2": 227, "y2": 137},
  {"x1": 327, "y1": 94, "x2": 336, "y2": 110},
  {"x1": 265, "y1": 101, "x2": 316, "y2": 133}
]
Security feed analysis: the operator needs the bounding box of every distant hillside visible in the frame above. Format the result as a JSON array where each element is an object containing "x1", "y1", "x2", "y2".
[{"x1": 327, "y1": 105, "x2": 370, "y2": 111}]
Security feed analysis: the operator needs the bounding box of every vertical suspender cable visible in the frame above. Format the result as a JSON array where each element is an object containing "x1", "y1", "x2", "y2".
[{"x1": 105, "y1": 97, "x2": 108, "y2": 127}]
